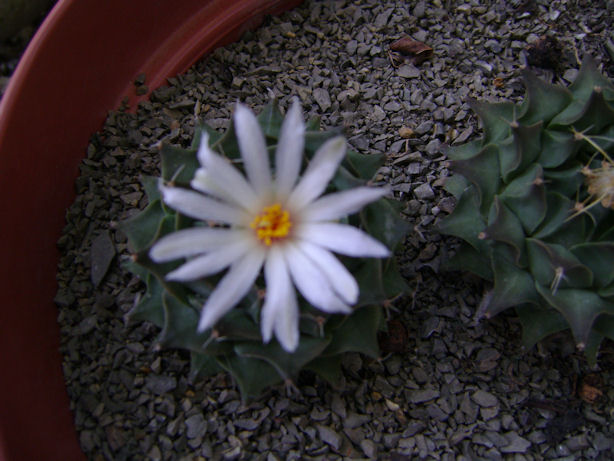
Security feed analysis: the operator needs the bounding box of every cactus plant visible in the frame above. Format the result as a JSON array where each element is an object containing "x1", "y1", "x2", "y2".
[
  {"x1": 118, "y1": 99, "x2": 408, "y2": 399},
  {"x1": 439, "y1": 56, "x2": 614, "y2": 363}
]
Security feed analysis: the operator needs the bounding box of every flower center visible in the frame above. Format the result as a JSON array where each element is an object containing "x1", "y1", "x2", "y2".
[{"x1": 250, "y1": 203, "x2": 292, "y2": 246}]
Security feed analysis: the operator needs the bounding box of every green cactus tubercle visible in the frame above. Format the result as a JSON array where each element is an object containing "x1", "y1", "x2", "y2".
[
  {"x1": 118, "y1": 100, "x2": 408, "y2": 399},
  {"x1": 439, "y1": 56, "x2": 614, "y2": 364}
]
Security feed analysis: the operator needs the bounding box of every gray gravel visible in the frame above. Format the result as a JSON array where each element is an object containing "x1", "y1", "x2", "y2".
[{"x1": 56, "y1": 0, "x2": 614, "y2": 459}]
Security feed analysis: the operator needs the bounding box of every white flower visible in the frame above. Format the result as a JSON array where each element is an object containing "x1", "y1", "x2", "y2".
[{"x1": 150, "y1": 100, "x2": 390, "y2": 352}]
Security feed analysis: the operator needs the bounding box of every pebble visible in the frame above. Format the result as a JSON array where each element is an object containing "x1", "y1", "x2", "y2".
[
  {"x1": 317, "y1": 425, "x2": 342, "y2": 451},
  {"x1": 471, "y1": 389, "x2": 498, "y2": 408},
  {"x1": 408, "y1": 389, "x2": 440, "y2": 404}
]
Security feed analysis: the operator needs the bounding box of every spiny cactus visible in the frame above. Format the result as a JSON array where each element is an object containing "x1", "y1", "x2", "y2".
[
  {"x1": 439, "y1": 56, "x2": 614, "y2": 364},
  {"x1": 118, "y1": 99, "x2": 407, "y2": 399}
]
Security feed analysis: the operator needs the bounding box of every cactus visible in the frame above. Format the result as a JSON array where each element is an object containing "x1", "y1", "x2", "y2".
[
  {"x1": 118, "y1": 99, "x2": 408, "y2": 399},
  {"x1": 439, "y1": 56, "x2": 614, "y2": 364}
]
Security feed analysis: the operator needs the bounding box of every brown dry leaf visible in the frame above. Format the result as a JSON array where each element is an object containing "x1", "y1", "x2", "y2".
[
  {"x1": 378, "y1": 318, "x2": 408, "y2": 353},
  {"x1": 390, "y1": 36, "x2": 433, "y2": 65},
  {"x1": 493, "y1": 77, "x2": 505, "y2": 88},
  {"x1": 578, "y1": 373, "x2": 604, "y2": 404}
]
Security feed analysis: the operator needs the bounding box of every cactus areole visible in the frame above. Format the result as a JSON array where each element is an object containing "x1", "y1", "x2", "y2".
[{"x1": 439, "y1": 56, "x2": 614, "y2": 364}]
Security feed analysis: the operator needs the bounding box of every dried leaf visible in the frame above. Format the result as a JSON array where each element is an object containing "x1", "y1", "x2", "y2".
[
  {"x1": 390, "y1": 36, "x2": 433, "y2": 65},
  {"x1": 378, "y1": 318, "x2": 408, "y2": 353},
  {"x1": 578, "y1": 373, "x2": 604, "y2": 404}
]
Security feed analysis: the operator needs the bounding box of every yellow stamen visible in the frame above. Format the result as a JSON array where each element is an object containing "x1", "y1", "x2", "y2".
[{"x1": 250, "y1": 203, "x2": 292, "y2": 246}]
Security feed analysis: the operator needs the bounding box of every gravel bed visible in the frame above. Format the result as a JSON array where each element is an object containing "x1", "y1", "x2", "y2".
[{"x1": 55, "y1": 0, "x2": 614, "y2": 459}]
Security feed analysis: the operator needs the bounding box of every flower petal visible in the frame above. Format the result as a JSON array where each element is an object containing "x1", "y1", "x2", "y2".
[
  {"x1": 160, "y1": 185, "x2": 248, "y2": 225},
  {"x1": 166, "y1": 238, "x2": 253, "y2": 281},
  {"x1": 275, "y1": 99, "x2": 305, "y2": 197},
  {"x1": 150, "y1": 228, "x2": 246, "y2": 262},
  {"x1": 193, "y1": 132, "x2": 260, "y2": 211},
  {"x1": 261, "y1": 246, "x2": 299, "y2": 352},
  {"x1": 284, "y1": 243, "x2": 351, "y2": 314},
  {"x1": 296, "y1": 240, "x2": 359, "y2": 305},
  {"x1": 296, "y1": 222, "x2": 390, "y2": 258},
  {"x1": 197, "y1": 247, "x2": 266, "y2": 332},
  {"x1": 287, "y1": 136, "x2": 346, "y2": 210},
  {"x1": 234, "y1": 103, "x2": 272, "y2": 194},
  {"x1": 301, "y1": 186, "x2": 389, "y2": 222}
]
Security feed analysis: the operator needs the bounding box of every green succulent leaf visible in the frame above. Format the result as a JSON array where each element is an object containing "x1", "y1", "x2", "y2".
[
  {"x1": 516, "y1": 304, "x2": 569, "y2": 350},
  {"x1": 442, "y1": 243, "x2": 493, "y2": 281},
  {"x1": 193, "y1": 122, "x2": 223, "y2": 148},
  {"x1": 158, "y1": 292, "x2": 211, "y2": 352},
  {"x1": 484, "y1": 197, "x2": 526, "y2": 265},
  {"x1": 217, "y1": 354, "x2": 282, "y2": 401},
  {"x1": 304, "y1": 355, "x2": 344, "y2": 387},
  {"x1": 234, "y1": 335, "x2": 331, "y2": 381},
  {"x1": 117, "y1": 199, "x2": 167, "y2": 253},
  {"x1": 567, "y1": 55, "x2": 614, "y2": 102},
  {"x1": 543, "y1": 164, "x2": 584, "y2": 197},
  {"x1": 322, "y1": 305, "x2": 382, "y2": 358},
  {"x1": 593, "y1": 313, "x2": 614, "y2": 341},
  {"x1": 344, "y1": 150, "x2": 386, "y2": 180},
  {"x1": 469, "y1": 99, "x2": 516, "y2": 144},
  {"x1": 539, "y1": 130, "x2": 578, "y2": 168},
  {"x1": 211, "y1": 121, "x2": 241, "y2": 160},
  {"x1": 450, "y1": 144, "x2": 501, "y2": 215},
  {"x1": 354, "y1": 258, "x2": 405, "y2": 306},
  {"x1": 499, "y1": 163, "x2": 546, "y2": 234},
  {"x1": 532, "y1": 192, "x2": 575, "y2": 240},
  {"x1": 141, "y1": 175, "x2": 162, "y2": 202},
  {"x1": 535, "y1": 284, "x2": 614, "y2": 348},
  {"x1": 442, "y1": 174, "x2": 468, "y2": 199},
  {"x1": 189, "y1": 351, "x2": 223, "y2": 380},
  {"x1": 526, "y1": 238, "x2": 593, "y2": 289},
  {"x1": 361, "y1": 198, "x2": 409, "y2": 251},
  {"x1": 305, "y1": 129, "x2": 343, "y2": 155},
  {"x1": 501, "y1": 122, "x2": 543, "y2": 182},
  {"x1": 446, "y1": 139, "x2": 483, "y2": 161},
  {"x1": 125, "y1": 273, "x2": 165, "y2": 327},
  {"x1": 214, "y1": 308, "x2": 263, "y2": 341},
  {"x1": 484, "y1": 253, "x2": 540, "y2": 318},
  {"x1": 160, "y1": 143, "x2": 199, "y2": 184},
  {"x1": 257, "y1": 98, "x2": 284, "y2": 139},
  {"x1": 551, "y1": 89, "x2": 614, "y2": 133},
  {"x1": 519, "y1": 70, "x2": 573, "y2": 125},
  {"x1": 438, "y1": 186, "x2": 487, "y2": 251},
  {"x1": 571, "y1": 242, "x2": 614, "y2": 288}
]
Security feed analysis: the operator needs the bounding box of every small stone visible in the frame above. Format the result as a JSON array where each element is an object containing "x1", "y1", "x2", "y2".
[
  {"x1": 414, "y1": 183, "x2": 435, "y2": 200},
  {"x1": 313, "y1": 88, "x2": 331, "y2": 111},
  {"x1": 397, "y1": 64, "x2": 421, "y2": 78},
  {"x1": 145, "y1": 375, "x2": 177, "y2": 395},
  {"x1": 185, "y1": 414, "x2": 207, "y2": 439},
  {"x1": 234, "y1": 418, "x2": 259, "y2": 431},
  {"x1": 413, "y1": 1, "x2": 426, "y2": 18},
  {"x1": 346, "y1": 40, "x2": 358, "y2": 55},
  {"x1": 471, "y1": 389, "x2": 498, "y2": 407},
  {"x1": 90, "y1": 230, "x2": 116, "y2": 287},
  {"x1": 148, "y1": 445, "x2": 162, "y2": 461},
  {"x1": 384, "y1": 100, "x2": 402, "y2": 112},
  {"x1": 501, "y1": 432, "x2": 531, "y2": 453},
  {"x1": 360, "y1": 438, "x2": 377, "y2": 458},
  {"x1": 317, "y1": 425, "x2": 342, "y2": 450},
  {"x1": 343, "y1": 412, "x2": 371, "y2": 429},
  {"x1": 408, "y1": 389, "x2": 440, "y2": 404},
  {"x1": 424, "y1": 139, "x2": 442, "y2": 156}
]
